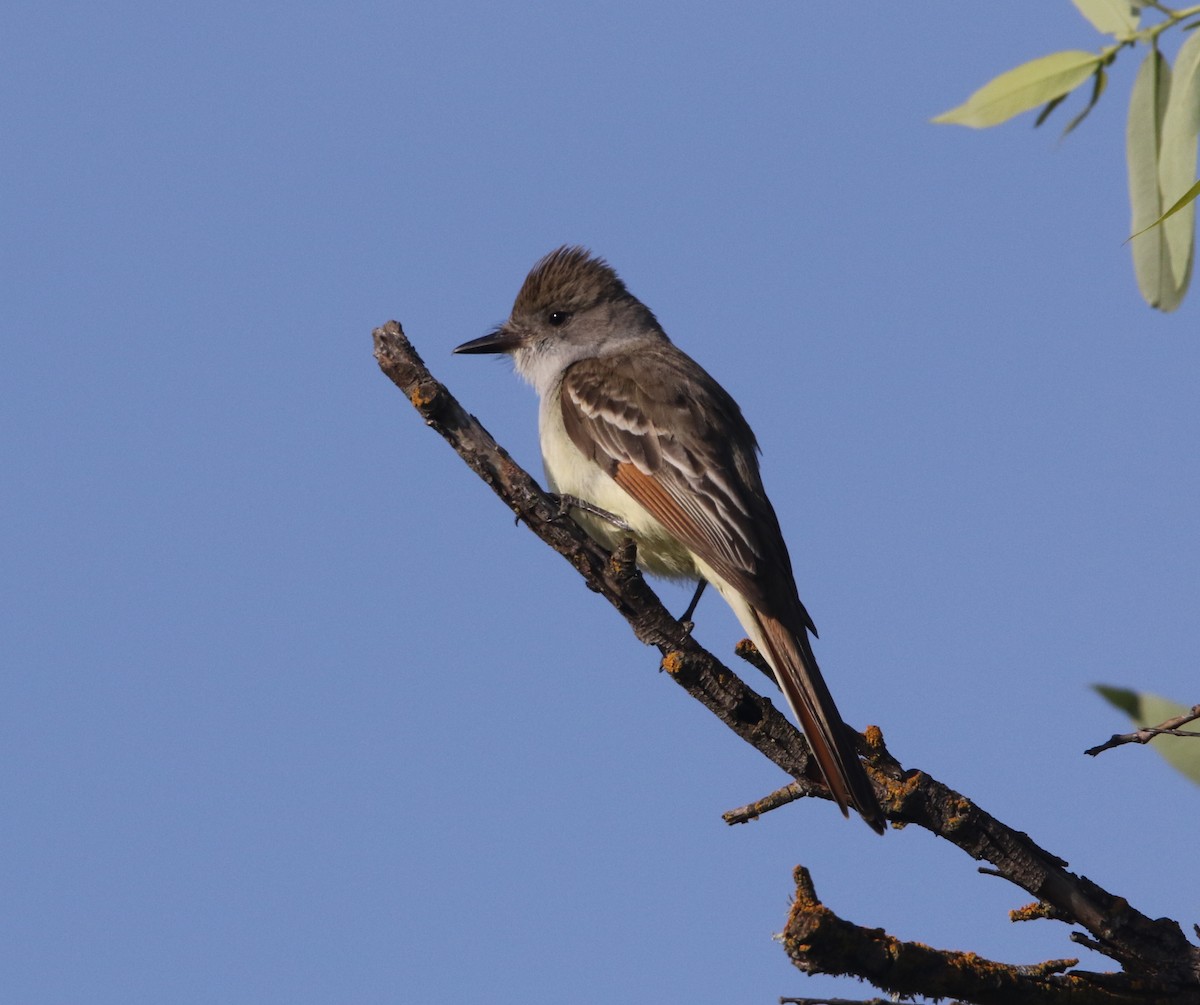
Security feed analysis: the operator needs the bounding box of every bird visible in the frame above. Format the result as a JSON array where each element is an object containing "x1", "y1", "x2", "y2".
[{"x1": 454, "y1": 246, "x2": 885, "y2": 832}]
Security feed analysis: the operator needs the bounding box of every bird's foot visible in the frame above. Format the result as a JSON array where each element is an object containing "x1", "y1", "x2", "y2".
[
  {"x1": 553, "y1": 493, "x2": 633, "y2": 532},
  {"x1": 678, "y1": 580, "x2": 707, "y2": 629}
]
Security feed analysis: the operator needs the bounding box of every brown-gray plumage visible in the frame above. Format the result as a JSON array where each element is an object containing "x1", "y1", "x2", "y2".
[{"x1": 455, "y1": 246, "x2": 885, "y2": 833}]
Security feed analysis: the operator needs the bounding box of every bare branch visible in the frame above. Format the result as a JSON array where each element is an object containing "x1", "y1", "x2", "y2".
[
  {"x1": 724, "y1": 781, "x2": 805, "y2": 824},
  {"x1": 1085, "y1": 704, "x2": 1200, "y2": 756},
  {"x1": 784, "y1": 866, "x2": 1098, "y2": 1005}
]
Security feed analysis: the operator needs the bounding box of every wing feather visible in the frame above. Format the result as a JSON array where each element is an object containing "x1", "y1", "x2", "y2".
[
  {"x1": 560, "y1": 348, "x2": 883, "y2": 831},
  {"x1": 559, "y1": 349, "x2": 811, "y2": 631}
]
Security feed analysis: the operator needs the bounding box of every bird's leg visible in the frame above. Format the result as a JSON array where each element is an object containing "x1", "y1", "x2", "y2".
[
  {"x1": 678, "y1": 579, "x2": 707, "y2": 634},
  {"x1": 553, "y1": 493, "x2": 633, "y2": 532}
]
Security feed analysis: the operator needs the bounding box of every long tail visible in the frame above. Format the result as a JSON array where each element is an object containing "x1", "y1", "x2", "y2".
[{"x1": 750, "y1": 608, "x2": 885, "y2": 834}]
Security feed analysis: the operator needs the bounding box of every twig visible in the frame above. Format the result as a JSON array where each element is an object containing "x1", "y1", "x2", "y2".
[
  {"x1": 1085, "y1": 704, "x2": 1200, "y2": 756},
  {"x1": 735, "y1": 637, "x2": 781, "y2": 685},
  {"x1": 724, "y1": 781, "x2": 805, "y2": 824}
]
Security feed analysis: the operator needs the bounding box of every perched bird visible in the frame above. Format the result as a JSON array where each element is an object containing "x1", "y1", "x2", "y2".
[{"x1": 455, "y1": 246, "x2": 884, "y2": 832}]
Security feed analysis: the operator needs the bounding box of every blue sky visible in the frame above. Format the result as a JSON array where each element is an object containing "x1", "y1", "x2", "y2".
[{"x1": 3, "y1": 3, "x2": 1198, "y2": 1002}]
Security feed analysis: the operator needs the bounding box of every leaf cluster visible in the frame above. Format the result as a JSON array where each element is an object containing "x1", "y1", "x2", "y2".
[{"x1": 934, "y1": 1, "x2": 1200, "y2": 311}]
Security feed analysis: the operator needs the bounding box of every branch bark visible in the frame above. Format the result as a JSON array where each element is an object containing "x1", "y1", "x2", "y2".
[
  {"x1": 1085, "y1": 704, "x2": 1200, "y2": 756},
  {"x1": 375, "y1": 321, "x2": 1200, "y2": 1004}
]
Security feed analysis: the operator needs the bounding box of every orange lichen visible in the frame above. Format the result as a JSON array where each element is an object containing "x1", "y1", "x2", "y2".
[
  {"x1": 409, "y1": 385, "x2": 436, "y2": 409},
  {"x1": 661, "y1": 650, "x2": 686, "y2": 675},
  {"x1": 888, "y1": 770, "x2": 924, "y2": 801},
  {"x1": 940, "y1": 793, "x2": 973, "y2": 831},
  {"x1": 1010, "y1": 900, "x2": 1055, "y2": 923}
]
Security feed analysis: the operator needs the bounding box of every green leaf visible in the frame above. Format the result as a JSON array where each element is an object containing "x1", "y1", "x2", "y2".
[
  {"x1": 1094, "y1": 686, "x2": 1200, "y2": 785},
  {"x1": 1159, "y1": 30, "x2": 1200, "y2": 291},
  {"x1": 1127, "y1": 49, "x2": 1183, "y2": 310},
  {"x1": 1095, "y1": 684, "x2": 1140, "y2": 718},
  {"x1": 1071, "y1": 0, "x2": 1140, "y2": 38},
  {"x1": 1132, "y1": 178, "x2": 1200, "y2": 243},
  {"x1": 1161, "y1": 176, "x2": 1200, "y2": 222},
  {"x1": 1034, "y1": 92, "x2": 1070, "y2": 128},
  {"x1": 1062, "y1": 64, "x2": 1108, "y2": 137},
  {"x1": 933, "y1": 51, "x2": 1103, "y2": 129}
]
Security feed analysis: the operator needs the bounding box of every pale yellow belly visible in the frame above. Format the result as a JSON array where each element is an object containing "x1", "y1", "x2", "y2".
[
  {"x1": 539, "y1": 392, "x2": 699, "y2": 583},
  {"x1": 538, "y1": 390, "x2": 772, "y2": 679}
]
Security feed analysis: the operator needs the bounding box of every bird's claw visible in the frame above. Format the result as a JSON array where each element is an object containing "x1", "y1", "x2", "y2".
[{"x1": 553, "y1": 493, "x2": 633, "y2": 532}]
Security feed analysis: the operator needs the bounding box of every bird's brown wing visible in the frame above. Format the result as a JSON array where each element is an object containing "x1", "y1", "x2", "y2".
[
  {"x1": 559, "y1": 349, "x2": 885, "y2": 833},
  {"x1": 558, "y1": 348, "x2": 804, "y2": 623}
]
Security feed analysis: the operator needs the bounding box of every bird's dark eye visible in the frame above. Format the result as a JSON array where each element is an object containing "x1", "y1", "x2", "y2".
[{"x1": 548, "y1": 310, "x2": 572, "y2": 327}]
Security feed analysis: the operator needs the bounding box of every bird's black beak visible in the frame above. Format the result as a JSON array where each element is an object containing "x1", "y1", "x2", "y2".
[{"x1": 453, "y1": 325, "x2": 523, "y2": 355}]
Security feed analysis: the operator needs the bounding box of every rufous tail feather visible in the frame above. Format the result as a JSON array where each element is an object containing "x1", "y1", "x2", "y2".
[{"x1": 751, "y1": 610, "x2": 885, "y2": 834}]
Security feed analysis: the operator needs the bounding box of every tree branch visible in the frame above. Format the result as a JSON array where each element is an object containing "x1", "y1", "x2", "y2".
[
  {"x1": 781, "y1": 866, "x2": 1160, "y2": 1005},
  {"x1": 1085, "y1": 704, "x2": 1200, "y2": 756},
  {"x1": 375, "y1": 321, "x2": 1200, "y2": 1003},
  {"x1": 723, "y1": 780, "x2": 806, "y2": 824}
]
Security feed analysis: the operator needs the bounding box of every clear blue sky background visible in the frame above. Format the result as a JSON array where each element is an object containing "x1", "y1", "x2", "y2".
[{"x1": 3, "y1": 3, "x2": 1198, "y2": 1002}]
